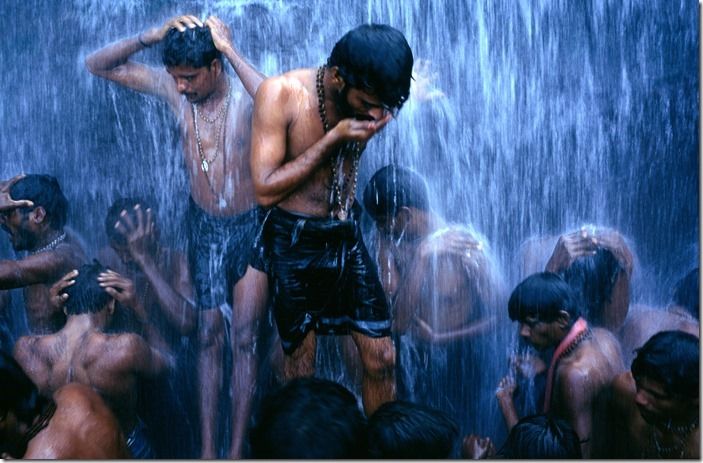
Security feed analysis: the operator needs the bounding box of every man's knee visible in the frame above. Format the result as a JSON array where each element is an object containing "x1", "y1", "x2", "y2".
[
  {"x1": 359, "y1": 337, "x2": 396, "y2": 379},
  {"x1": 198, "y1": 309, "x2": 224, "y2": 349}
]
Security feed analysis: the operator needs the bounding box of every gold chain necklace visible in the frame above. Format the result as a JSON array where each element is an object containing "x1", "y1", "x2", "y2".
[
  {"x1": 316, "y1": 65, "x2": 361, "y2": 221},
  {"x1": 192, "y1": 79, "x2": 231, "y2": 195}
]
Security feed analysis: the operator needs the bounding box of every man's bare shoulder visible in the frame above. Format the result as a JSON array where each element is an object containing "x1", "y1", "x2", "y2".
[{"x1": 258, "y1": 69, "x2": 311, "y2": 102}]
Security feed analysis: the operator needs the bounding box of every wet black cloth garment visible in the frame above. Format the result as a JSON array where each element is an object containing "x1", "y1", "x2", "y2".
[
  {"x1": 186, "y1": 197, "x2": 259, "y2": 309},
  {"x1": 251, "y1": 204, "x2": 391, "y2": 354}
]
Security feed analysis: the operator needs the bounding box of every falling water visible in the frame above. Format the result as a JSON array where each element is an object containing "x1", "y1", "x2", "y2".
[{"x1": 0, "y1": 0, "x2": 698, "y2": 456}]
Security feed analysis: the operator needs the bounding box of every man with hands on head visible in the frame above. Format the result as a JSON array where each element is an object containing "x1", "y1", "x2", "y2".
[
  {"x1": 12, "y1": 261, "x2": 173, "y2": 458},
  {"x1": 86, "y1": 14, "x2": 265, "y2": 457}
]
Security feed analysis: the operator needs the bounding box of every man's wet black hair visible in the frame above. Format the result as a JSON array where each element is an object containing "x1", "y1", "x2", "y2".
[
  {"x1": 162, "y1": 25, "x2": 222, "y2": 68},
  {"x1": 105, "y1": 197, "x2": 152, "y2": 246},
  {"x1": 9, "y1": 174, "x2": 68, "y2": 229},
  {"x1": 327, "y1": 24, "x2": 413, "y2": 111},
  {"x1": 508, "y1": 272, "x2": 581, "y2": 324},
  {"x1": 249, "y1": 377, "x2": 366, "y2": 458},
  {"x1": 363, "y1": 164, "x2": 430, "y2": 222},
  {"x1": 561, "y1": 248, "x2": 622, "y2": 326},
  {"x1": 631, "y1": 330, "x2": 699, "y2": 400},
  {"x1": 672, "y1": 267, "x2": 699, "y2": 320},
  {"x1": 496, "y1": 414, "x2": 582, "y2": 459},
  {"x1": 64, "y1": 260, "x2": 112, "y2": 316},
  {"x1": 367, "y1": 400, "x2": 459, "y2": 458}
]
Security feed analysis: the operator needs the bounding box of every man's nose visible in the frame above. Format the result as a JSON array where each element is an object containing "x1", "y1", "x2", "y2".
[
  {"x1": 176, "y1": 80, "x2": 188, "y2": 93},
  {"x1": 519, "y1": 324, "x2": 531, "y2": 338}
]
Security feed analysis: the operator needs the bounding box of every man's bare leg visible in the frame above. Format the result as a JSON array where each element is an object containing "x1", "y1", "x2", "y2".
[
  {"x1": 229, "y1": 266, "x2": 268, "y2": 459},
  {"x1": 351, "y1": 332, "x2": 396, "y2": 415},
  {"x1": 198, "y1": 308, "x2": 224, "y2": 458},
  {"x1": 283, "y1": 330, "x2": 317, "y2": 380}
]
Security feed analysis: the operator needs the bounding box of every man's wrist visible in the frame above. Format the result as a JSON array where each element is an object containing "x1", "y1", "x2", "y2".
[{"x1": 138, "y1": 33, "x2": 151, "y2": 48}]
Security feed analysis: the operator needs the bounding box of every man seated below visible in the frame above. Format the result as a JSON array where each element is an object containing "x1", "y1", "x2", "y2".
[
  {"x1": 0, "y1": 351, "x2": 129, "y2": 459},
  {"x1": 13, "y1": 261, "x2": 172, "y2": 458},
  {"x1": 249, "y1": 377, "x2": 367, "y2": 459},
  {"x1": 0, "y1": 174, "x2": 87, "y2": 334},
  {"x1": 598, "y1": 330, "x2": 699, "y2": 458},
  {"x1": 498, "y1": 272, "x2": 624, "y2": 457},
  {"x1": 544, "y1": 226, "x2": 634, "y2": 334},
  {"x1": 362, "y1": 164, "x2": 507, "y2": 437},
  {"x1": 619, "y1": 267, "x2": 698, "y2": 366},
  {"x1": 367, "y1": 400, "x2": 459, "y2": 459}
]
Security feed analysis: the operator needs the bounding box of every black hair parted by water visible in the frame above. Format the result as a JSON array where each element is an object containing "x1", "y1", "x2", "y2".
[
  {"x1": 162, "y1": 25, "x2": 221, "y2": 69},
  {"x1": 496, "y1": 414, "x2": 582, "y2": 459},
  {"x1": 363, "y1": 164, "x2": 430, "y2": 221},
  {"x1": 327, "y1": 24, "x2": 414, "y2": 111},
  {"x1": 9, "y1": 174, "x2": 68, "y2": 229},
  {"x1": 508, "y1": 272, "x2": 580, "y2": 323},
  {"x1": 249, "y1": 377, "x2": 367, "y2": 459},
  {"x1": 367, "y1": 400, "x2": 459, "y2": 459},
  {"x1": 631, "y1": 330, "x2": 699, "y2": 400},
  {"x1": 561, "y1": 247, "x2": 622, "y2": 326},
  {"x1": 63, "y1": 260, "x2": 111, "y2": 316}
]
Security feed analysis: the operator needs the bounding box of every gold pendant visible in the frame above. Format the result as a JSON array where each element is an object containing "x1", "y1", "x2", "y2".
[{"x1": 201, "y1": 159, "x2": 209, "y2": 173}]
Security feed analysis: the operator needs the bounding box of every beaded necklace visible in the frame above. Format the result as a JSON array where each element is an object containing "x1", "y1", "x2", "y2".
[
  {"x1": 649, "y1": 417, "x2": 698, "y2": 458},
  {"x1": 316, "y1": 65, "x2": 361, "y2": 221},
  {"x1": 192, "y1": 79, "x2": 232, "y2": 198},
  {"x1": 30, "y1": 232, "x2": 66, "y2": 255}
]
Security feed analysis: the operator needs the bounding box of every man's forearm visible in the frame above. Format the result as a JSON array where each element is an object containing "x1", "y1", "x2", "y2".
[
  {"x1": 85, "y1": 33, "x2": 149, "y2": 75},
  {"x1": 223, "y1": 44, "x2": 266, "y2": 98},
  {"x1": 254, "y1": 131, "x2": 340, "y2": 207}
]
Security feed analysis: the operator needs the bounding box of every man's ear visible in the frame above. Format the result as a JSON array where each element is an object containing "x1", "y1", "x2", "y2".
[
  {"x1": 29, "y1": 206, "x2": 46, "y2": 225},
  {"x1": 210, "y1": 58, "x2": 222, "y2": 76},
  {"x1": 329, "y1": 66, "x2": 345, "y2": 90},
  {"x1": 107, "y1": 299, "x2": 116, "y2": 315},
  {"x1": 556, "y1": 310, "x2": 572, "y2": 329},
  {"x1": 396, "y1": 206, "x2": 413, "y2": 227}
]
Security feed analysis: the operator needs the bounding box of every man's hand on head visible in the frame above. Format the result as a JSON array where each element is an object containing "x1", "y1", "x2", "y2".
[
  {"x1": 0, "y1": 174, "x2": 34, "y2": 212},
  {"x1": 205, "y1": 16, "x2": 234, "y2": 54},
  {"x1": 141, "y1": 14, "x2": 203, "y2": 46}
]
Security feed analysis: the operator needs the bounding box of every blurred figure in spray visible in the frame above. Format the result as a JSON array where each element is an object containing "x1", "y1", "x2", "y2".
[
  {"x1": 0, "y1": 174, "x2": 87, "y2": 334},
  {"x1": 13, "y1": 261, "x2": 172, "y2": 458},
  {"x1": 619, "y1": 267, "x2": 699, "y2": 366},
  {"x1": 86, "y1": 14, "x2": 265, "y2": 457},
  {"x1": 0, "y1": 351, "x2": 129, "y2": 459},
  {"x1": 363, "y1": 164, "x2": 508, "y2": 438}
]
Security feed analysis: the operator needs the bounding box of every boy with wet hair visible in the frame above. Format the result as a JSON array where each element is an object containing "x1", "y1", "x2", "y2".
[
  {"x1": 162, "y1": 26, "x2": 222, "y2": 68},
  {"x1": 602, "y1": 330, "x2": 699, "y2": 458},
  {"x1": 494, "y1": 414, "x2": 582, "y2": 459},
  {"x1": 501, "y1": 272, "x2": 623, "y2": 457},
  {"x1": 0, "y1": 174, "x2": 87, "y2": 334}
]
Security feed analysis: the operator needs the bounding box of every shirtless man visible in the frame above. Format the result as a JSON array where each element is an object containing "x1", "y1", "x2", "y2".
[
  {"x1": 500, "y1": 272, "x2": 624, "y2": 457},
  {"x1": 600, "y1": 330, "x2": 699, "y2": 458},
  {"x1": 13, "y1": 261, "x2": 172, "y2": 458},
  {"x1": 0, "y1": 174, "x2": 86, "y2": 334},
  {"x1": 0, "y1": 352, "x2": 129, "y2": 459},
  {"x1": 362, "y1": 164, "x2": 506, "y2": 436},
  {"x1": 86, "y1": 15, "x2": 264, "y2": 457},
  {"x1": 248, "y1": 24, "x2": 414, "y2": 416}
]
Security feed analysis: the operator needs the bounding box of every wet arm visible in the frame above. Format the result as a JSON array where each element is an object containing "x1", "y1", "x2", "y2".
[
  {"x1": 221, "y1": 43, "x2": 265, "y2": 98},
  {"x1": 392, "y1": 250, "x2": 427, "y2": 334},
  {"x1": 85, "y1": 29, "x2": 179, "y2": 109},
  {"x1": 561, "y1": 369, "x2": 594, "y2": 458},
  {"x1": 123, "y1": 333, "x2": 174, "y2": 378},
  {"x1": 135, "y1": 253, "x2": 196, "y2": 335},
  {"x1": 250, "y1": 77, "x2": 341, "y2": 207},
  {"x1": 0, "y1": 253, "x2": 65, "y2": 289}
]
